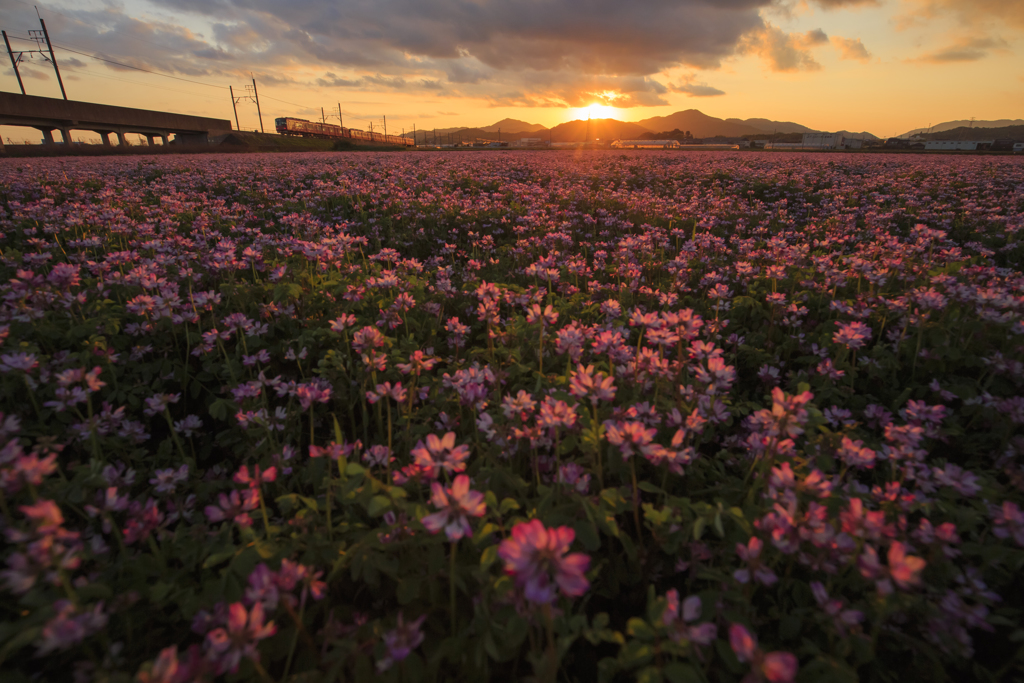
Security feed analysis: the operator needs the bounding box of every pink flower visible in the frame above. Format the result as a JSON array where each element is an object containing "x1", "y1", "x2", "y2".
[
  {"x1": 734, "y1": 537, "x2": 778, "y2": 586},
  {"x1": 411, "y1": 432, "x2": 471, "y2": 479},
  {"x1": 204, "y1": 489, "x2": 259, "y2": 527},
  {"x1": 730, "y1": 623, "x2": 758, "y2": 662},
  {"x1": 204, "y1": 602, "x2": 276, "y2": 674},
  {"x1": 662, "y1": 589, "x2": 716, "y2": 645},
  {"x1": 887, "y1": 541, "x2": 926, "y2": 590},
  {"x1": 604, "y1": 420, "x2": 657, "y2": 459},
  {"x1": 366, "y1": 381, "x2": 407, "y2": 404},
  {"x1": 567, "y1": 363, "x2": 617, "y2": 404},
  {"x1": 729, "y1": 623, "x2": 798, "y2": 682},
  {"x1": 233, "y1": 464, "x2": 276, "y2": 488},
  {"x1": 497, "y1": 519, "x2": 590, "y2": 603},
  {"x1": 526, "y1": 304, "x2": 559, "y2": 327},
  {"x1": 329, "y1": 313, "x2": 357, "y2": 331},
  {"x1": 833, "y1": 321, "x2": 872, "y2": 349},
  {"x1": 421, "y1": 474, "x2": 486, "y2": 541}
]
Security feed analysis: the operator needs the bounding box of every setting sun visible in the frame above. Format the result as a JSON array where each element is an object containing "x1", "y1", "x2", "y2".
[{"x1": 569, "y1": 103, "x2": 619, "y2": 121}]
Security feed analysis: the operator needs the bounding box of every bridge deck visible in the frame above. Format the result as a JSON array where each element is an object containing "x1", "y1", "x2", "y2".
[{"x1": 0, "y1": 92, "x2": 232, "y2": 146}]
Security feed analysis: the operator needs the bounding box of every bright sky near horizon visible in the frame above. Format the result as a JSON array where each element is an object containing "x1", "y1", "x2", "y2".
[{"x1": 1, "y1": 0, "x2": 1022, "y2": 143}]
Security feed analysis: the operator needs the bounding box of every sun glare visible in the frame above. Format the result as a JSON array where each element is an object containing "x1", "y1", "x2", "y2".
[{"x1": 569, "y1": 103, "x2": 618, "y2": 121}]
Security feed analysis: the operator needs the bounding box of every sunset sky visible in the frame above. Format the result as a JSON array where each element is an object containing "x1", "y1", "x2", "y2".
[{"x1": 1, "y1": 0, "x2": 1022, "y2": 143}]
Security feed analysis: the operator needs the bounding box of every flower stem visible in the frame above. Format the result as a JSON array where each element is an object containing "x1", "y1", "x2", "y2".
[{"x1": 450, "y1": 541, "x2": 458, "y2": 636}]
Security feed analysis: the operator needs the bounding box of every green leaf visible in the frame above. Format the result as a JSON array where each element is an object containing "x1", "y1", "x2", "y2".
[
  {"x1": 797, "y1": 657, "x2": 859, "y2": 683},
  {"x1": 254, "y1": 541, "x2": 277, "y2": 559},
  {"x1": 396, "y1": 578, "x2": 420, "y2": 605},
  {"x1": 626, "y1": 618, "x2": 656, "y2": 642},
  {"x1": 203, "y1": 549, "x2": 236, "y2": 569},
  {"x1": 367, "y1": 495, "x2": 391, "y2": 517},
  {"x1": 637, "y1": 666, "x2": 663, "y2": 683},
  {"x1": 573, "y1": 519, "x2": 601, "y2": 552},
  {"x1": 618, "y1": 639, "x2": 654, "y2": 668},
  {"x1": 664, "y1": 662, "x2": 702, "y2": 683},
  {"x1": 500, "y1": 498, "x2": 520, "y2": 515},
  {"x1": 693, "y1": 517, "x2": 707, "y2": 541},
  {"x1": 480, "y1": 545, "x2": 498, "y2": 571},
  {"x1": 780, "y1": 615, "x2": 801, "y2": 640}
]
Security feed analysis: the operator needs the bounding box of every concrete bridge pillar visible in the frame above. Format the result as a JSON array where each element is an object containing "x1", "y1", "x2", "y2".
[
  {"x1": 60, "y1": 128, "x2": 73, "y2": 145},
  {"x1": 96, "y1": 132, "x2": 111, "y2": 146},
  {"x1": 39, "y1": 128, "x2": 55, "y2": 145},
  {"x1": 161, "y1": 133, "x2": 169, "y2": 146},
  {"x1": 145, "y1": 134, "x2": 156, "y2": 146},
  {"x1": 116, "y1": 131, "x2": 128, "y2": 146}
]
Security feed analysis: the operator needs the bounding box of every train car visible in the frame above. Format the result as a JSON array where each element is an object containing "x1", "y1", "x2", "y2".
[
  {"x1": 274, "y1": 117, "x2": 414, "y2": 145},
  {"x1": 274, "y1": 117, "x2": 343, "y2": 138}
]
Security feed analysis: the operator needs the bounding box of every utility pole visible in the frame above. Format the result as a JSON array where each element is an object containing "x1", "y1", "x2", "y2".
[
  {"x1": 338, "y1": 103, "x2": 343, "y2": 131},
  {"x1": 37, "y1": 16, "x2": 66, "y2": 100},
  {"x1": 2, "y1": 32, "x2": 25, "y2": 95},
  {"x1": 321, "y1": 107, "x2": 326, "y2": 125},
  {"x1": 498, "y1": 128, "x2": 501, "y2": 145},
  {"x1": 250, "y1": 75, "x2": 264, "y2": 133},
  {"x1": 413, "y1": 123, "x2": 416, "y2": 146},
  {"x1": 383, "y1": 115, "x2": 387, "y2": 139},
  {"x1": 229, "y1": 86, "x2": 240, "y2": 130}
]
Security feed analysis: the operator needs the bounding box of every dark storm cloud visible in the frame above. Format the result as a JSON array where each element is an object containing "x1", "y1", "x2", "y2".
[{"x1": 151, "y1": 0, "x2": 772, "y2": 74}]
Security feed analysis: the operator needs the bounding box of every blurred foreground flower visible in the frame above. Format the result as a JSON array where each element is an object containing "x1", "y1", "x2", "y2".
[{"x1": 498, "y1": 519, "x2": 590, "y2": 603}]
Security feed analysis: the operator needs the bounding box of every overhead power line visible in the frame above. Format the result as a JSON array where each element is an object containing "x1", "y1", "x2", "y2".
[{"x1": 4, "y1": 33, "x2": 228, "y2": 89}]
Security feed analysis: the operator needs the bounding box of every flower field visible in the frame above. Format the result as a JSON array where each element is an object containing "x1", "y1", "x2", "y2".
[{"x1": 0, "y1": 150, "x2": 1022, "y2": 682}]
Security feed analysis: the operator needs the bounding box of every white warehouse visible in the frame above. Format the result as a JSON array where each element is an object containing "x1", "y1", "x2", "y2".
[{"x1": 923, "y1": 140, "x2": 994, "y2": 151}]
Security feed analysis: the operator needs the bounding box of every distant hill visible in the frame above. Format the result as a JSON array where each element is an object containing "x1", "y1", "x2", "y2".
[
  {"x1": 834, "y1": 130, "x2": 880, "y2": 141},
  {"x1": 401, "y1": 127, "x2": 544, "y2": 143},
  {"x1": 900, "y1": 119, "x2": 1024, "y2": 137},
  {"x1": 636, "y1": 110, "x2": 765, "y2": 137},
  {"x1": 479, "y1": 119, "x2": 547, "y2": 133},
  {"x1": 921, "y1": 125, "x2": 1024, "y2": 141},
  {"x1": 725, "y1": 117, "x2": 818, "y2": 135},
  {"x1": 547, "y1": 118, "x2": 650, "y2": 142}
]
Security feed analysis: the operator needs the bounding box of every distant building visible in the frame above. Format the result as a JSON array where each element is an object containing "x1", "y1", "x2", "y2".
[
  {"x1": 1015, "y1": 142, "x2": 1024, "y2": 154},
  {"x1": 802, "y1": 133, "x2": 845, "y2": 150},
  {"x1": 611, "y1": 139, "x2": 680, "y2": 149},
  {"x1": 923, "y1": 140, "x2": 994, "y2": 151}
]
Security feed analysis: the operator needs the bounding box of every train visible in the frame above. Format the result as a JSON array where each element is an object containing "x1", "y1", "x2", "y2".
[{"x1": 274, "y1": 117, "x2": 414, "y2": 146}]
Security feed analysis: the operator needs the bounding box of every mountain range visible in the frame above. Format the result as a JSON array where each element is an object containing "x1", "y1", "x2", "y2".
[
  {"x1": 404, "y1": 110, "x2": 1016, "y2": 143},
  {"x1": 899, "y1": 119, "x2": 1024, "y2": 137}
]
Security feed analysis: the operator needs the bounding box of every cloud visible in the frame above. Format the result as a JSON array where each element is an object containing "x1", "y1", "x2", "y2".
[
  {"x1": 147, "y1": 0, "x2": 774, "y2": 76},
  {"x1": 912, "y1": 36, "x2": 1008, "y2": 63},
  {"x1": 669, "y1": 80, "x2": 726, "y2": 97},
  {"x1": 831, "y1": 36, "x2": 872, "y2": 61},
  {"x1": 811, "y1": 0, "x2": 879, "y2": 7},
  {"x1": 483, "y1": 74, "x2": 670, "y2": 108},
  {"x1": 437, "y1": 111, "x2": 458, "y2": 115},
  {"x1": 741, "y1": 24, "x2": 829, "y2": 71},
  {"x1": 898, "y1": 1, "x2": 1024, "y2": 30}
]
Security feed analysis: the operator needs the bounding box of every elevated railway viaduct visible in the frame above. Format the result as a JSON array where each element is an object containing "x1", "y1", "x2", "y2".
[{"x1": 0, "y1": 93, "x2": 231, "y2": 148}]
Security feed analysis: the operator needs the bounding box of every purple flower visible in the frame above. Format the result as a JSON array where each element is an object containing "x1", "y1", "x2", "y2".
[{"x1": 376, "y1": 612, "x2": 426, "y2": 672}]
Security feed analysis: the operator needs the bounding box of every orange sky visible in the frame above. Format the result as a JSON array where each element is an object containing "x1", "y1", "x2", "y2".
[{"x1": 1, "y1": 0, "x2": 1022, "y2": 143}]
